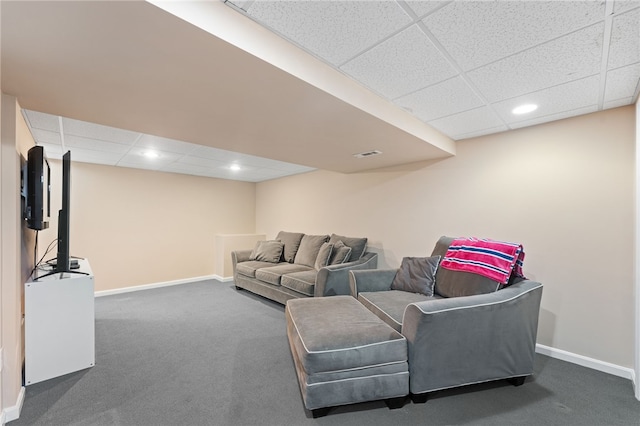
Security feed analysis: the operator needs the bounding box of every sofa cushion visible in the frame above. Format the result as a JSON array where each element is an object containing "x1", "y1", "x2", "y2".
[
  {"x1": 255, "y1": 263, "x2": 314, "y2": 286},
  {"x1": 358, "y1": 290, "x2": 441, "y2": 332},
  {"x1": 314, "y1": 242, "x2": 333, "y2": 270},
  {"x1": 329, "y1": 240, "x2": 352, "y2": 265},
  {"x1": 294, "y1": 234, "x2": 330, "y2": 267},
  {"x1": 391, "y1": 256, "x2": 440, "y2": 297},
  {"x1": 281, "y1": 270, "x2": 318, "y2": 296},
  {"x1": 249, "y1": 240, "x2": 284, "y2": 263},
  {"x1": 276, "y1": 231, "x2": 305, "y2": 263},
  {"x1": 329, "y1": 234, "x2": 367, "y2": 260},
  {"x1": 430, "y1": 236, "x2": 501, "y2": 297},
  {"x1": 236, "y1": 260, "x2": 285, "y2": 278}
]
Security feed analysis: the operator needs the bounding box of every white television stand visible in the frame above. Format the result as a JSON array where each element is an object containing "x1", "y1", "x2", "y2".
[{"x1": 25, "y1": 258, "x2": 95, "y2": 385}]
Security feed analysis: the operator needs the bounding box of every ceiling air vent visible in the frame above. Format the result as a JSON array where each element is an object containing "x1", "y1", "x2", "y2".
[{"x1": 353, "y1": 150, "x2": 382, "y2": 159}]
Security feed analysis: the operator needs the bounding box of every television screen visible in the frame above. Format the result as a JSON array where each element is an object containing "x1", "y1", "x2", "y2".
[{"x1": 26, "y1": 146, "x2": 51, "y2": 230}]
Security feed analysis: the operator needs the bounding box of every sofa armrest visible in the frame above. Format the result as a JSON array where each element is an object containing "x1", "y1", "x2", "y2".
[
  {"x1": 231, "y1": 249, "x2": 252, "y2": 275},
  {"x1": 348, "y1": 269, "x2": 398, "y2": 297},
  {"x1": 402, "y1": 279, "x2": 543, "y2": 394},
  {"x1": 314, "y1": 252, "x2": 378, "y2": 297}
]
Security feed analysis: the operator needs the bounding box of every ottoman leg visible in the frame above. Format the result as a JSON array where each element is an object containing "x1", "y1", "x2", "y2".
[
  {"x1": 311, "y1": 407, "x2": 331, "y2": 418},
  {"x1": 385, "y1": 396, "x2": 406, "y2": 410}
]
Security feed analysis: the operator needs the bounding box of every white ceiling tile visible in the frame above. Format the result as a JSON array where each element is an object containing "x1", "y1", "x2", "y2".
[
  {"x1": 604, "y1": 62, "x2": 640, "y2": 102},
  {"x1": 508, "y1": 105, "x2": 599, "y2": 130},
  {"x1": 613, "y1": 0, "x2": 640, "y2": 15},
  {"x1": 63, "y1": 134, "x2": 132, "y2": 154},
  {"x1": 423, "y1": 1, "x2": 605, "y2": 71},
  {"x1": 64, "y1": 147, "x2": 123, "y2": 165},
  {"x1": 160, "y1": 163, "x2": 214, "y2": 175},
  {"x1": 31, "y1": 128, "x2": 62, "y2": 145},
  {"x1": 468, "y1": 24, "x2": 604, "y2": 103},
  {"x1": 608, "y1": 8, "x2": 640, "y2": 69},
  {"x1": 135, "y1": 134, "x2": 200, "y2": 155},
  {"x1": 61, "y1": 117, "x2": 140, "y2": 144},
  {"x1": 453, "y1": 126, "x2": 510, "y2": 141},
  {"x1": 341, "y1": 24, "x2": 457, "y2": 100},
  {"x1": 395, "y1": 77, "x2": 484, "y2": 122},
  {"x1": 245, "y1": 1, "x2": 412, "y2": 65},
  {"x1": 23, "y1": 110, "x2": 60, "y2": 132},
  {"x1": 404, "y1": 1, "x2": 450, "y2": 18},
  {"x1": 604, "y1": 97, "x2": 634, "y2": 109},
  {"x1": 176, "y1": 155, "x2": 228, "y2": 169},
  {"x1": 117, "y1": 149, "x2": 182, "y2": 169},
  {"x1": 493, "y1": 76, "x2": 600, "y2": 125},
  {"x1": 427, "y1": 106, "x2": 506, "y2": 138}
]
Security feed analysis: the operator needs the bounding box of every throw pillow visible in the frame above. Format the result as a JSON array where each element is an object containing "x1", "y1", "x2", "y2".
[
  {"x1": 249, "y1": 240, "x2": 284, "y2": 263},
  {"x1": 328, "y1": 234, "x2": 368, "y2": 260},
  {"x1": 391, "y1": 256, "x2": 441, "y2": 297},
  {"x1": 294, "y1": 234, "x2": 330, "y2": 268},
  {"x1": 329, "y1": 240, "x2": 352, "y2": 265},
  {"x1": 276, "y1": 231, "x2": 304, "y2": 263},
  {"x1": 314, "y1": 242, "x2": 334, "y2": 270}
]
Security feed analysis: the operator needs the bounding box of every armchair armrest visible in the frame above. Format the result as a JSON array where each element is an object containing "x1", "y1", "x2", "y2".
[
  {"x1": 314, "y1": 252, "x2": 378, "y2": 297},
  {"x1": 402, "y1": 279, "x2": 543, "y2": 394},
  {"x1": 348, "y1": 269, "x2": 398, "y2": 297}
]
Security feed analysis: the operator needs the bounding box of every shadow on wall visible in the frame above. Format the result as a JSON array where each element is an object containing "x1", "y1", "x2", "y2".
[{"x1": 537, "y1": 307, "x2": 556, "y2": 350}]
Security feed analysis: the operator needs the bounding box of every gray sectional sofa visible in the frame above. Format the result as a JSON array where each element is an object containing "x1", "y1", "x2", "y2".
[
  {"x1": 348, "y1": 236, "x2": 544, "y2": 401},
  {"x1": 232, "y1": 231, "x2": 378, "y2": 305}
]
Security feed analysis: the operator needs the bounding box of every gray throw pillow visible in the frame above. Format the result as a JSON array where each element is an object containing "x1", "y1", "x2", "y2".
[
  {"x1": 249, "y1": 240, "x2": 284, "y2": 263},
  {"x1": 391, "y1": 256, "x2": 441, "y2": 297},
  {"x1": 294, "y1": 234, "x2": 330, "y2": 267},
  {"x1": 314, "y1": 242, "x2": 334, "y2": 270},
  {"x1": 329, "y1": 240, "x2": 352, "y2": 265},
  {"x1": 328, "y1": 234, "x2": 367, "y2": 260},
  {"x1": 276, "y1": 231, "x2": 305, "y2": 263}
]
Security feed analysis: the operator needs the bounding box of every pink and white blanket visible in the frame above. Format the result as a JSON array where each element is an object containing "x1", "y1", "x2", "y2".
[{"x1": 440, "y1": 237, "x2": 525, "y2": 285}]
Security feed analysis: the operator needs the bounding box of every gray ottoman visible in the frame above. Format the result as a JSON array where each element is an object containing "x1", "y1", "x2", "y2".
[{"x1": 285, "y1": 296, "x2": 409, "y2": 417}]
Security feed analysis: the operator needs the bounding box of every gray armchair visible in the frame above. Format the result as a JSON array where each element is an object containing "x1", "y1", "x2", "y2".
[{"x1": 349, "y1": 267, "x2": 543, "y2": 400}]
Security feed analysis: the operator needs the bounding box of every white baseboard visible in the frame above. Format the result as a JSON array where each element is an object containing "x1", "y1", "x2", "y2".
[
  {"x1": 3, "y1": 386, "x2": 25, "y2": 423},
  {"x1": 1, "y1": 410, "x2": 5, "y2": 426},
  {"x1": 213, "y1": 274, "x2": 234, "y2": 282},
  {"x1": 536, "y1": 344, "x2": 635, "y2": 380},
  {"x1": 94, "y1": 274, "x2": 226, "y2": 297}
]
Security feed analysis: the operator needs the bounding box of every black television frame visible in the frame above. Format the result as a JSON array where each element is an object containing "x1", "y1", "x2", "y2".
[{"x1": 25, "y1": 145, "x2": 51, "y2": 230}]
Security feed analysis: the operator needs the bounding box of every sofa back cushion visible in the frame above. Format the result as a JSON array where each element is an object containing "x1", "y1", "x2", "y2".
[
  {"x1": 328, "y1": 234, "x2": 368, "y2": 260},
  {"x1": 249, "y1": 240, "x2": 284, "y2": 263},
  {"x1": 430, "y1": 236, "x2": 501, "y2": 297},
  {"x1": 294, "y1": 234, "x2": 330, "y2": 267},
  {"x1": 314, "y1": 242, "x2": 334, "y2": 270},
  {"x1": 276, "y1": 231, "x2": 305, "y2": 263}
]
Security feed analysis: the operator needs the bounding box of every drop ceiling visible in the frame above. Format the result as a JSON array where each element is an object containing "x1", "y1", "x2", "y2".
[
  {"x1": 227, "y1": 0, "x2": 640, "y2": 140},
  {"x1": 21, "y1": 109, "x2": 315, "y2": 182},
  {"x1": 2, "y1": 1, "x2": 639, "y2": 181}
]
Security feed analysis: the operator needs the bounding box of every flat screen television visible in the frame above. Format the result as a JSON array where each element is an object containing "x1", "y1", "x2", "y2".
[
  {"x1": 54, "y1": 150, "x2": 72, "y2": 274},
  {"x1": 26, "y1": 146, "x2": 51, "y2": 230}
]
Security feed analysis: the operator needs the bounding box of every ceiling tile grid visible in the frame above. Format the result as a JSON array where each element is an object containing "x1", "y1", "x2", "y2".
[
  {"x1": 22, "y1": 109, "x2": 315, "y2": 183},
  {"x1": 231, "y1": 0, "x2": 640, "y2": 141}
]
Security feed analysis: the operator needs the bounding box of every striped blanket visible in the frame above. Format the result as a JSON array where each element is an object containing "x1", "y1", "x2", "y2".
[{"x1": 440, "y1": 237, "x2": 525, "y2": 285}]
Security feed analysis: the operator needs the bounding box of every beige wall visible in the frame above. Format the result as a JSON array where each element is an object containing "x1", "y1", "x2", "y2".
[
  {"x1": 1, "y1": 95, "x2": 36, "y2": 420},
  {"x1": 37, "y1": 162, "x2": 257, "y2": 292},
  {"x1": 256, "y1": 106, "x2": 636, "y2": 369}
]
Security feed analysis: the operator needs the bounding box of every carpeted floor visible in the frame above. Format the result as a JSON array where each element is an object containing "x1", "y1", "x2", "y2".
[{"x1": 11, "y1": 280, "x2": 640, "y2": 425}]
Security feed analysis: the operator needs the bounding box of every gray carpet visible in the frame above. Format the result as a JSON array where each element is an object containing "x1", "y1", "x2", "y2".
[{"x1": 11, "y1": 280, "x2": 640, "y2": 425}]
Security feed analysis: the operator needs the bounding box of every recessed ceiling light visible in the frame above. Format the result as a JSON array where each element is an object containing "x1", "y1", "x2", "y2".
[
  {"x1": 142, "y1": 150, "x2": 159, "y2": 158},
  {"x1": 512, "y1": 104, "x2": 538, "y2": 115},
  {"x1": 229, "y1": 164, "x2": 241, "y2": 171}
]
